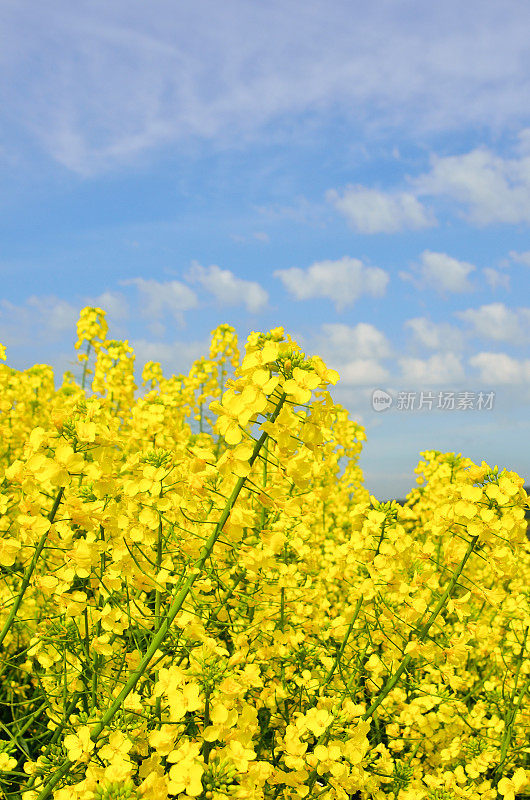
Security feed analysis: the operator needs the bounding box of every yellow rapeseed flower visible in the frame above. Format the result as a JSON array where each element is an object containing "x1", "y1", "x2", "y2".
[{"x1": 283, "y1": 367, "x2": 321, "y2": 404}]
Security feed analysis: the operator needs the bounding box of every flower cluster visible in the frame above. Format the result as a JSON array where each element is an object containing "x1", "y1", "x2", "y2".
[{"x1": 0, "y1": 309, "x2": 528, "y2": 800}]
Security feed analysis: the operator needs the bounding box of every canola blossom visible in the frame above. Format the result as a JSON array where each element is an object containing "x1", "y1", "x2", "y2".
[{"x1": 0, "y1": 306, "x2": 528, "y2": 800}]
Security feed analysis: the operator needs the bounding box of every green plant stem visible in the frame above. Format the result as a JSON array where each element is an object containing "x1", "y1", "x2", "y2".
[
  {"x1": 81, "y1": 342, "x2": 91, "y2": 390},
  {"x1": 260, "y1": 437, "x2": 268, "y2": 529},
  {"x1": 31, "y1": 393, "x2": 287, "y2": 800},
  {"x1": 0, "y1": 488, "x2": 64, "y2": 652},
  {"x1": 305, "y1": 664, "x2": 362, "y2": 794},
  {"x1": 304, "y1": 535, "x2": 479, "y2": 796},
  {"x1": 361, "y1": 534, "x2": 478, "y2": 722},
  {"x1": 199, "y1": 382, "x2": 204, "y2": 433},
  {"x1": 41, "y1": 691, "x2": 85, "y2": 753},
  {"x1": 154, "y1": 514, "x2": 163, "y2": 727},
  {"x1": 91, "y1": 528, "x2": 106, "y2": 712},
  {"x1": 207, "y1": 571, "x2": 244, "y2": 628},
  {"x1": 493, "y1": 625, "x2": 529, "y2": 783},
  {"x1": 201, "y1": 690, "x2": 213, "y2": 764},
  {"x1": 322, "y1": 596, "x2": 362, "y2": 688}
]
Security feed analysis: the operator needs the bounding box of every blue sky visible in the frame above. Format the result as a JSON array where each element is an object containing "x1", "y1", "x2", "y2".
[{"x1": 1, "y1": 0, "x2": 530, "y2": 498}]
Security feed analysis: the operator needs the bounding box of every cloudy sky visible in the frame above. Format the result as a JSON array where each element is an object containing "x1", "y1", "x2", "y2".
[{"x1": 1, "y1": 0, "x2": 530, "y2": 498}]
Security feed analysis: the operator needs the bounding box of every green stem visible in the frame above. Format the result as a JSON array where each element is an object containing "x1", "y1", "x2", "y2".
[
  {"x1": 260, "y1": 437, "x2": 268, "y2": 529},
  {"x1": 31, "y1": 394, "x2": 287, "y2": 800},
  {"x1": 305, "y1": 666, "x2": 361, "y2": 794},
  {"x1": 219, "y1": 363, "x2": 225, "y2": 402},
  {"x1": 91, "y1": 528, "x2": 106, "y2": 712},
  {"x1": 493, "y1": 625, "x2": 529, "y2": 783},
  {"x1": 154, "y1": 514, "x2": 163, "y2": 727},
  {"x1": 304, "y1": 536, "x2": 479, "y2": 800},
  {"x1": 201, "y1": 690, "x2": 212, "y2": 763},
  {"x1": 375, "y1": 519, "x2": 386, "y2": 556},
  {"x1": 323, "y1": 596, "x2": 362, "y2": 688},
  {"x1": 0, "y1": 488, "x2": 64, "y2": 651},
  {"x1": 207, "y1": 571, "x2": 244, "y2": 627},
  {"x1": 81, "y1": 342, "x2": 91, "y2": 390},
  {"x1": 199, "y1": 382, "x2": 204, "y2": 433},
  {"x1": 361, "y1": 534, "x2": 478, "y2": 722}
]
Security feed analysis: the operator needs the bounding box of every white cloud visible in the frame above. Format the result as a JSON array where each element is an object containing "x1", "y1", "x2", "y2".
[
  {"x1": 30, "y1": 297, "x2": 79, "y2": 334},
  {"x1": 275, "y1": 256, "x2": 389, "y2": 311},
  {"x1": 328, "y1": 137, "x2": 530, "y2": 237},
  {"x1": 413, "y1": 145, "x2": 530, "y2": 226},
  {"x1": 398, "y1": 353, "x2": 465, "y2": 385},
  {"x1": 318, "y1": 322, "x2": 392, "y2": 361},
  {"x1": 89, "y1": 290, "x2": 129, "y2": 320},
  {"x1": 483, "y1": 268, "x2": 510, "y2": 291},
  {"x1": 123, "y1": 277, "x2": 198, "y2": 332},
  {"x1": 516, "y1": 128, "x2": 530, "y2": 155},
  {"x1": 0, "y1": 295, "x2": 79, "y2": 347},
  {"x1": 469, "y1": 352, "x2": 530, "y2": 383},
  {"x1": 455, "y1": 303, "x2": 530, "y2": 344},
  {"x1": 339, "y1": 359, "x2": 390, "y2": 386},
  {"x1": 132, "y1": 338, "x2": 208, "y2": 378},
  {"x1": 186, "y1": 262, "x2": 268, "y2": 313},
  {"x1": 4, "y1": 1, "x2": 530, "y2": 173},
  {"x1": 404, "y1": 317, "x2": 464, "y2": 351},
  {"x1": 509, "y1": 250, "x2": 530, "y2": 266},
  {"x1": 400, "y1": 250, "x2": 475, "y2": 293},
  {"x1": 312, "y1": 322, "x2": 391, "y2": 386},
  {"x1": 326, "y1": 186, "x2": 435, "y2": 233},
  {"x1": 0, "y1": 291, "x2": 131, "y2": 355}
]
